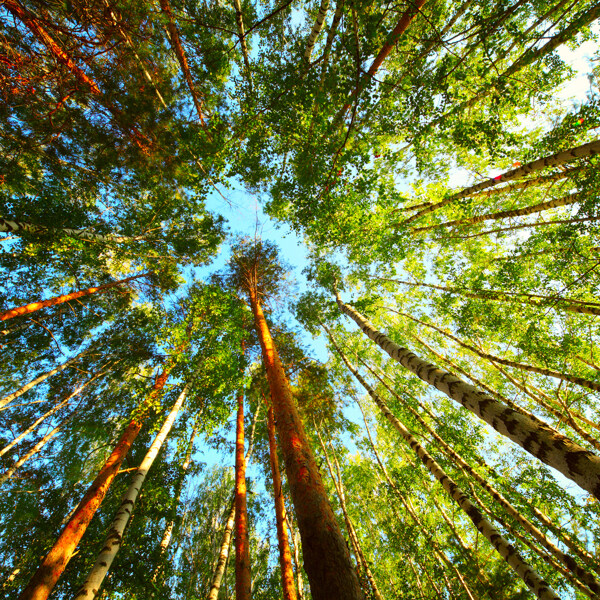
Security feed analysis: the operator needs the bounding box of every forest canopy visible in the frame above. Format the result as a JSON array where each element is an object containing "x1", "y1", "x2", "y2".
[{"x1": 1, "y1": 0, "x2": 600, "y2": 599}]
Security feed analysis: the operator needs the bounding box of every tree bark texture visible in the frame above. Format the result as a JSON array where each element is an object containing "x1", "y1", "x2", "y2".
[
  {"x1": 235, "y1": 391, "x2": 251, "y2": 600},
  {"x1": 266, "y1": 402, "x2": 297, "y2": 600},
  {"x1": 335, "y1": 293, "x2": 600, "y2": 499},
  {"x1": 73, "y1": 382, "x2": 191, "y2": 599},
  {"x1": 403, "y1": 139, "x2": 600, "y2": 225},
  {"x1": 1, "y1": 273, "x2": 148, "y2": 321},
  {"x1": 17, "y1": 362, "x2": 174, "y2": 600},
  {"x1": 328, "y1": 331, "x2": 559, "y2": 600},
  {"x1": 248, "y1": 287, "x2": 364, "y2": 600}
]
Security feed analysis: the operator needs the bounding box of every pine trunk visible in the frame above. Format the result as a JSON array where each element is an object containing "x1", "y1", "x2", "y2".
[
  {"x1": 266, "y1": 402, "x2": 297, "y2": 600},
  {"x1": 158, "y1": 0, "x2": 207, "y2": 126},
  {"x1": 334, "y1": 295, "x2": 600, "y2": 498},
  {"x1": 2, "y1": 0, "x2": 101, "y2": 94},
  {"x1": 336, "y1": 0, "x2": 428, "y2": 121},
  {"x1": 248, "y1": 287, "x2": 364, "y2": 600},
  {"x1": 1, "y1": 273, "x2": 148, "y2": 322},
  {"x1": 17, "y1": 362, "x2": 173, "y2": 600},
  {"x1": 235, "y1": 391, "x2": 251, "y2": 600}
]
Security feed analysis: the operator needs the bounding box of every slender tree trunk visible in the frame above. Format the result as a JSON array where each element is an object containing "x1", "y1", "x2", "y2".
[
  {"x1": 158, "y1": 0, "x2": 208, "y2": 126},
  {"x1": 408, "y1": 559, "x2": 427, "y2": 600},
  {"x1": 445, "y1": 214, "x2": 600, "y2": 240},
  {"x1": 413, "y1": 192, "x2": 581, "y2": 233},
  {"x1": 0, "y1": 351, "x2": 86, "y2": 409},
  {"x1": 333, "y1": 295, "x2": 600, "y2": 498},
  {"x1": 17, "y1": 358, "x2": 176, "y2": 600},
  {"x1": 286, "y1": 512, "x2": 305, "y2": 600},
  {"x1": 364, "y1": 359, "x2": 600, "y2": 594},
  {"x1": 0, "y1": 366, "x2": 109, "y2": 458},
  {"x1": 0, "y1": 411, "x2": 76, "y2": 486},
  {"x1": 247, "y1": 287, "x2": 364, "y2": 600},
  {"x1": 327, "y1": 330, "x2": 559, "y2": 600},
  {"x1": 74, "y1": 383, "x2": 192, "y2": 599},
  {"x1": 304, "y1": 0, "x2": 330, "y2": 62},
  {"x1": 1, "y1": 273, "x2": 148, "y2": 322},
  {"x1": 398, "y1": 309, "x2": 600, "y2": 394},
  {"x1": 232, "y1": 0, "x2": 253, "y2": 87},
  {"x1": 462, "y1": 167, "x2": 582, "y2": 200},
  {"x1": 0, "y1": 217, "x2": 138, "y2": 244},
  {"x1": 315, "y1": 429, "x2": 384, "y2": 600},
  {"x1": 234, "y1": 391, "x2": 251, "y2": 600},
  {"x1": 402, "y1": 139, "x2": 600, "y2": 225},
  {"x1": 207, "y1": 406, "x2": 260, "y2": 600},
  {"x1": 374, "y1": 276, "x2": 600, "y2": 316},
  {"x1": 2, "y1": 0, "x2": 101, "y2": 94},
  {"x1": 208, "y1": 495, "x2": 236, "y2": 600},
  {"x1": 335, "y1": 0, "x2": 428, "y2": 122},
  {"x1": 153, "y1": 419, "x2": 199, "y2": 579},
  {"x1": 265, "y1": 401, "x2": 297, "y2": 600}
]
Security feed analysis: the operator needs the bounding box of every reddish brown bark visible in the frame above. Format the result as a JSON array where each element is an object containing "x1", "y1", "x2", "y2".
[
  {"x1": 3, "y1": 0, "x2": 101, "y2": 94},
  {"x1": 158, "y1": 0, "x2": 207, "y2": 127},
  {"x1": 1, "y1": 273, "x2": 148, "y2": 321},
  {"x1": 235, "y1": 391, "x2": 251, "y2": 600},
  {"x1": 248, "y1": 288, "x2": 364, "y2": 600},
  {"x1": 18, "y1": 362, "x2": 174, "y2": 600},
  {"x1": 266, "y1": 400, "x2": 297, "y2": 600},
  {"x1": 337, "y1": 0, "x2": 428, "y2": 119}
]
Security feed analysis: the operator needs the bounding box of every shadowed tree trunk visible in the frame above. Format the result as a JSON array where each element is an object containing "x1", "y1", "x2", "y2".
[
  {"x1": 265, "y1": 397, "x2": 297, "y2": 600},
  {"x1": 235, "y1": 390, "x2": 251, "y2": 600}
]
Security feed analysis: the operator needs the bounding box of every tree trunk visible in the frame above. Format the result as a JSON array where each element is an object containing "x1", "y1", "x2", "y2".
[
  {"x1": 315, "y1": 429, "x2": 384, "y2": 600},
  {"x1": 0, "y1": 365, "x2": 109, "y2": 458},
  {"x1": 234, "y1": 391, "x2": 251, "y2": 600},
  {"x1": 328, "y1": 330, "x2": 559, "y2": 600},
  {"x1": 364, "y1": 359, "x2": 600, "y2": 595},
  {"x1": 398, "y1": 309, "x2": 600, "y2": 394},
  {"x1": 207, "y1": 495, "x2": 236, "y2": 600},
  {"x1": 2, "y1": 0, "x2": 101, "y2": 94},
  {"x1": 1, "y1": 273, "x2": 149, "y2": 322},
  {"x1": 0, "y1": 217, "x2": 138, "y2": 244},
  {"x1": 153, "y1": 419, "x2": 200, "y2": 579},
  {"x1": 374, "y1": 276, "x2": 600, "y2": 316},
  {"x1": 207, "y1": 405, "x2": 261, "y2": 600},
  {"x1": 413, "y1": 192, "x2": 581, "y2": 233},
  {"x1": 248, "y1": 287, "x2": 364, "y2": 600},
  {"x1": 335, "y1": 0, "x2": 428, "y2": 122},
  {"x1": 0, "y1": 351, "x2": 86, "y2": 409},
  {"x1": 232, "y1": 0, "x2": 253, "y2": 87},
  {"x1": 334, "y1": 294, "x2": 600, "y2": 498},
  {"x1": 158, "y1": 0, "x2": 207, "y2": 126},
  {"x1": 265, "y1": 401, "x2": 297, "y2": 600},
  {"x1": 17, "y1": 360, "x2": 175, "y2": 600},
  {"x1": 304, "y1": 0, "x2": 330, "y2": 62},
  {"x1": 402, "y1": 139, "x2": 600, "y2": 225},
  {"x1": 286, "y1": 512, "x2": 305, "y2": 600},
  {"x1": 73, "y1": 382, "x2": 192, "y2": 599},
  {"x1": 462, "y1": 167, "x2": 582, "y2": 200},
  {"x1": 0, "y1": 411, "x2": 76, "y2": 486}
]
